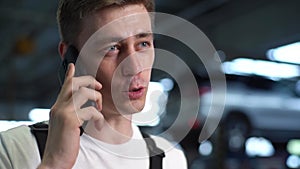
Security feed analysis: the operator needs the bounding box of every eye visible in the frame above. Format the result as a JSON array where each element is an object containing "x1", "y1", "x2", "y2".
[
  {"x1": 138, "y1": 41, "x2": 151, "y2": 49},
  {"x1": 102, "y1": 44, "x2": 120, "y2": 57},
  {"x1": 141, "y1": 42, "x2": 149, "y2": 47},
  {"x1": 108, "y1": 45, "x2": 118, "y2": 51}
]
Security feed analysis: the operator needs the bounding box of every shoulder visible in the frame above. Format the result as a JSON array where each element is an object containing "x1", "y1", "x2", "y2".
[
  {"x1": 151, "y1": 135, "x2": 188, "y2": 169},
  {"x1": 0, "y1": 125, "x2": 37, "y2": 146},
  {"x1": 0, "y1": 125, "x2": 40, "y2": 168},
  {"x1": 1, "y1": 124, "x2": 32, "y2": 138}
]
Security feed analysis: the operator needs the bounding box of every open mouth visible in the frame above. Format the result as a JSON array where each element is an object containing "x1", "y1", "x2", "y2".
[
  {"x1": 129, "y1": 87, "x2": 143, "y2": 92},
  {"x1": 127, "y1": 87, "x2": 145, "y2": 100}
]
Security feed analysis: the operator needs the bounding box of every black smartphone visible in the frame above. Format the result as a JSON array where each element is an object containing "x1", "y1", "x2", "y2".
[{"x1": 58, "y1": 45, "x2": 79, "y2": 85}]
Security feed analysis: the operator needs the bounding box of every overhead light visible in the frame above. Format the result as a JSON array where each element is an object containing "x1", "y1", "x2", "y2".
[
  {"x1": 286, "y1": 155, "x2": 300, "y2": 169},
  {"x1": 159, "y1": 78, "x2": 174, "y2": 92},
  {"x1": 223, "y1": 58, "x2": 299, "y2": 79},
  {"x1": 287, "y1": 139, "x2": 300, "y2": 156},
  {"x1": 28, "y1": 108, "x2": 50, "y2": 122},
  {"x1": 14, "y1": 36, "x2": 36, "y2": 55},
  {"x1": 267, "y1": 42, "x2": 300, "y2": 64},
  {"x1": 245, "y1": 137, "x2": 275, "y2": 157},
  {"x1": 198, "y1": 140, "x2": 213, "y2": 156}
]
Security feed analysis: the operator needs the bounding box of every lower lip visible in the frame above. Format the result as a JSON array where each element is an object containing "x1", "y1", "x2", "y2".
[{"x1": 127, "y1": 88, "x2": 146, "y2": 100}]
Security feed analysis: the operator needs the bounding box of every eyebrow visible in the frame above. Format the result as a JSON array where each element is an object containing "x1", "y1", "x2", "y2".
[
  {"x1": 134, "y1": 32, "x2": 153, "y2": 39},
  {"x1": 93, "y1": 31, "x2": 153, "y2": 48},
  {"x1": 103, "y1": 32, "x2": 153, "y2": 43}
]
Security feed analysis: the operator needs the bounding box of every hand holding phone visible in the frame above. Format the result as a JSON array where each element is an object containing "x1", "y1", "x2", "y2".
[
  {"x1": 57, "y1": 45, "x2": 102, "y2": 135},
  {"x1": 40, "y1": 62, "x2": 103, "y2": 169}
]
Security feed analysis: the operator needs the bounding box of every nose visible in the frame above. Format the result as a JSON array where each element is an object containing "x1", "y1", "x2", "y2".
[{"x1": 121, "y1": 45, "x2": 143, "y2": 76}]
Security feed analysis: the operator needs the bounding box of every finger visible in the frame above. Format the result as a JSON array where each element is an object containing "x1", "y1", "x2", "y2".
[
  {"x1": 58, "y1": 63, "x2": 76, "y2": 100},
  {"x1": 75, "y1": 106, "x2": 104, "y2": 126},
  {"x1": 72, "y1": 87, "x2": 102, "y2": 111},
  {"x1": 60, "y1": 65, "x2": 101, "y2": 101},
  {"x1": 72, "y1": 76, "x2": 102, "y2": 91},
  {"x1": 65, "y1": 63, "x2": 75, "y2": 81}
]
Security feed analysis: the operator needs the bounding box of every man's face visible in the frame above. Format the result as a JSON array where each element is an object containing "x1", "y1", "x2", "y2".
[{"x1": 77, "y1": 4, "x2": 154, "y2": 115}]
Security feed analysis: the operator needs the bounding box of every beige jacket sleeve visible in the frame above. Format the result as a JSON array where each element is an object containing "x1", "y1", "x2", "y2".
[{"x1": 0, "y1": 125, "x2": 41, "y2": 169}]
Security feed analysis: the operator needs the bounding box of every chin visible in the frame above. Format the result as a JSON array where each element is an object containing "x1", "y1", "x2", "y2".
[
  {"x1": 111, "y1": 89, "x2": 148, "y2": 114},
  {"x1": 129, "y1": 99, "x2": 146, "y2": 113},
  {"x1": 118, "y1": 99, "x2": 146, "y2": 115}
]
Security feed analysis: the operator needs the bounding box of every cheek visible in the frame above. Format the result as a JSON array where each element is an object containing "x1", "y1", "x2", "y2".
[
  {"x1": 143, "y1": 69, "x2": 152, "y2": 81},
  {"x1": 96, "y1": 62, "x2": 115, "y2": 89}
]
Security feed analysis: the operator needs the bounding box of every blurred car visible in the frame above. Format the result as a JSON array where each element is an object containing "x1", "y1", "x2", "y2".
[{"x1": 200, "y1": 74, "x2": 300, "y2": 152}]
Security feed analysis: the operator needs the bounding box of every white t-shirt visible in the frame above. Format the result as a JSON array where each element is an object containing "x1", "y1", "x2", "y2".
[{"x1": 0, "y1": 124, "x2": 187, "y2": 169}]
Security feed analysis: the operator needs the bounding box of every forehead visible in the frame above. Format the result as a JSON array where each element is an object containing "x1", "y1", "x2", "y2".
[
  {"x1": 78, "y1": 4, "x2": 152, "y2": 47},
  {"x1": 94, "y1": 4, "x2": 149, "y2": 27}
]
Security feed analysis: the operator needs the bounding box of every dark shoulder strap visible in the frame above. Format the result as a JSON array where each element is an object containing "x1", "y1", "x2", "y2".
[
  {"x1": 29, "y1": 122, "x2": 49, "y2": 159},
  {"x1": 141, "y1": 131, "x2": 165, "y2": 169},
  {"x1": 29, "y1": 122, "x2": 84, "y2": 160}
]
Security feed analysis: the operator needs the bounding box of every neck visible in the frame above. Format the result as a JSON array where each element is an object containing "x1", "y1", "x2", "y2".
[{"x1": 84, "y1": 112, "x2": 133, "y2": 144}]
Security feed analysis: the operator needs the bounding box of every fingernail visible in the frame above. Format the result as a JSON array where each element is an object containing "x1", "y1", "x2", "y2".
[
  {"x1": 67, "y1": 63, "x2": 71, "y2": 71},
  {"x1": 66, "y1": 64, "x2": 71, "y2": 74}
]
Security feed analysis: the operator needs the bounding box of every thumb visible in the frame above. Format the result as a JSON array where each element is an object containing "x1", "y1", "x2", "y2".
[{"x1": 65, "y1": 63, "x2": 75, "y2": 81}]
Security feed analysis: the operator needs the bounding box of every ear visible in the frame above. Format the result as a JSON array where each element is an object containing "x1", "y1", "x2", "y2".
[{"x1": 58, "y1": 41, "x2": 68, "y2": 60}]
